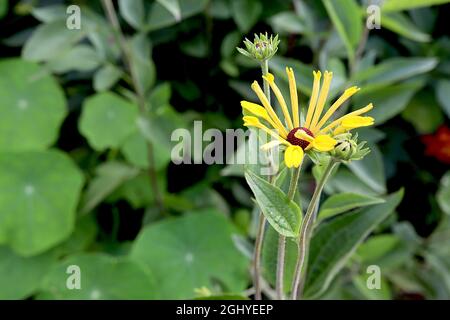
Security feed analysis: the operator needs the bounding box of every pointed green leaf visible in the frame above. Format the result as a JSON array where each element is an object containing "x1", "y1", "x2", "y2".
[
  {"x1": 318, "y1": 193, "x2": 385, "y2": 221},
  {"x1": 322, "y1": 0, "x2": 362, "y2": 62},
  {"x1": 118, "y1": 0, "x2": 145, "y2": 30},
  {"x1": 382, "y1": 0, "x2": 450, "y2": 12},
  {"x1": 304, "y1": 189, "x2": 404, "y2": 298},
  {"x1": 245, "y1": 170, "x2": 302, "y2": 237}
]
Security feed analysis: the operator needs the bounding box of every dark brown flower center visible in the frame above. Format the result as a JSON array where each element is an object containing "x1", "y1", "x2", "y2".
[{"x1": 287, "y1": 127, "x2": 314, "y2": 149}]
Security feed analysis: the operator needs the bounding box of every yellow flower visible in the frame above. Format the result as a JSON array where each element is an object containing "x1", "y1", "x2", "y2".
[{"x1": 241, "y1": 68, "x2": 374, "y2": 168}]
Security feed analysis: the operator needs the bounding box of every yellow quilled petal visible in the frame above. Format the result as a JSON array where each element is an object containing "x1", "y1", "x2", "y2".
[
  {"x1": 286, "y1": 67, "x2": 300, "y2": 127},
  {"x1": 304, "y1": 71, "x2": 321, "y2": 128},
  {"x1": 294, "y1": 129, "x2": 314, "y2": 143},
  {"x1": 241, "y1": 100, "x2": 280, "y2": 129},
  {"x1": 310, "y1": 71, "x2": 333, "y2": 129},
  {"x1": 243, "y1": 116, "x2": 286, "y2": 141},
  {"x1": 261, "y1": 139, "x2": 285, "y2": 151},
  {"x1": 243, "y1": 115, "x2": 261, "y2": 127},
  {"x1": 341, "y1": 115, "x2": 375, "y2": 129},
  {"x1": 319, "y1": 103, "x2": 374, "y2": 134},
  {"x1": 241, "y1": 100, "x2": 269, "y2": 118},
  {"x1": 313, "y1": 86, "x2": 360, "y2": 133},
  {"x1": 284, "y1": 145, "x2": 304, "y2": 168},
  {"x1": 251, "y1": 80, "x2": 288, "y2": 138},
  {"x1": 311, "y1": 135, "x2": 337, "y2": 152},
  {"x1": 263, "y1": 73, "x2": 294, "y2": 130}
]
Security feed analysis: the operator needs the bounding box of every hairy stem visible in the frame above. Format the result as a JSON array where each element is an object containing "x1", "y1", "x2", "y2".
[
  {"x1": 252, "y1": 59, "x2": 272, "y2": 300},
  {"x1": 276, "y1": 166, "x2": 301, "y2": 299},
  {"x1": 290, "y1": 159, "x2": 338, "y2": 300},
  {"x1": 101, "y1": 0, "x2": 164, "y2": 213}
]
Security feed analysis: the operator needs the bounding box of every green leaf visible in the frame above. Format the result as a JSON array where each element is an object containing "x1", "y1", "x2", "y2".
[
  {"x1": 326, "y1": 167, "x2": 380, "y2": 196},
  {"x1": 269, "y1": 11, "x2": 306, "y2": 34},
  {"x1": 46, "y1": 44, "x2": 102, "y2": 73},
  {"x1": 382, "y1": 0, "x2": 450, "y2": 12},
  {"x1": 109, "y1": 173, "x2": 165, "y2": 209},
  {"x1": 356, "y1": 235, "x2": 400, "y2": 263},
  {"x1": 304, "y1": 190, "x2": 404, "y2": 298},
  {"x1": 54, "y1": 215, "x2": 97, "y2": 256},
  {"x1": 353, "y1": 275, "x2": 392, "y2": 300},
  {"x1": 41, "y1": 253, "x2": 157, "y2": 299},
  {"x1": 180, "y1": 34, "x2": 209, "y2": 58},
  {"x1": 244, "y1": 170, "x2": 302, "y2": 238},
  {"x1": 347, "y1": 144, "x2": 386, "y2": 195},
  {"x1": 231, "y1": 0, "x2": 262, "y2": 33},
  {"x1": 129, "y1": 33, "x2": 155, "y2": 95},
  {"x1": 353, "y1": 80, "x2": 425, "y2": 124},
  {"x1": 262, "y1": 225, "x2": 298, "y2": 292},
  {"x1": 79, "y1": 92, "x2": 139, "y2": 151},
  {"x1": 118, "y1": 0, "x2": 145, "y2": 30},
  {"x1": 145, "y1": 0, "x2": 208, "y2": 32},
  {"x1": 322, "y1": 0, "x2": 362, "y2": 62},
  {"x1": 0, "y1": 150, "x2": 84, "y2": 256},
  {"x1": 382, "y1": 12, "x2": 431, "y2": 42},
  {"x1": 221, "y1": 31, "x2": 241, "y2": 58},
  {"x1": 137, "y1": 104, "x2": 186, "y2": 163},
  {"x1": 402, "y1": 91, "x2": 444, "y2": 133},
  {"x1": 0, "y1": 59, "x2": 67, "y2": 152},
  {"x1": 79, "y1": 161, "x2": 139, "y2": 214},
  {"x1": 352, "y1": 57, "x2": 438, "y2": 87},
  {"x1": 318, "y1": 193, "x2": 385, "y2": 221},
  {"x1": 22, "y1": 20, "x2": 86, "y2": 62},
  {"x1": 437, "y1": 172, "x2": 450, "y2": 215},
  {"x1": 0, "y1": 1, "x2": 8, "y2": 19},
  {"x1": 121, "y1": 131, "x2": 170, "y2": 170},
  {"x1": 148, "y1": 82, "x2": 172, "y2": 109},
  {"x1": 31, "y1": 5, "x2": 66, "y2": 22},
  {"x1": 93, "y1": 64, "x2": 123, "y2": 92},
  {"x1": 0, "y1": 246, "x2": 56, "y2": 299},
  {"x1": 156, "y1": 0, "x2": 181, "y2": 22},
  {"x1": 130, "y1": 210, "x2": 249, "y2": 299},
  {"x1": 83, "y1": 7, "x2": 121, "y2": 61},
  {"x1": 436, "y1": 79, "x2": 450, "y2": 118}
]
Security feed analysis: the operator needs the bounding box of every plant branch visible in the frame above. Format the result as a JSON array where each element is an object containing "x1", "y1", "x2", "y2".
[
  {"x1": 276, "y1": 166, "x2": 301, "y2": 300},
  {"x1": 290, "y1": 159, "x2": 339, "y2": 299},
  {"x1": 252, "y1": 59, "x2": 273, "y2": 300},
  {"x1": 101, "y1": 0, "x2": 164, "y2": 213}
]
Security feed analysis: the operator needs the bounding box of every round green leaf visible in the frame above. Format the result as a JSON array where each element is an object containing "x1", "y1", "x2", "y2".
[
  {"x1": 41, "y1": 253, "x2": 157, "y2": 299},
  {"x1": 121, "y1": 131, "x2": 170, "y2": 170},
  {"x1": 0, "y1": 246, "x2": 56, "y2": 299},
  {"x1": 130, "y1": 210, "x2": 249, "y2": 299},
  {"x1": 79, "y1": 92, "x2": 139, "y2": 151},
  {"x1": 0, "y1": 150, "x2": 84, "y2": 256},
  {"x1": 0, "y1": 58, "x2": 67, "y2": 151}
]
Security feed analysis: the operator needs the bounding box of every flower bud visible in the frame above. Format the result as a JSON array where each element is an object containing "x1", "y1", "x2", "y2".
[
  {"x1": 237, "y1": 33, "x2": 280, "y2": 61},
  {"x1": 331, "y1": 133, "x2": 370, "y2": 162}
]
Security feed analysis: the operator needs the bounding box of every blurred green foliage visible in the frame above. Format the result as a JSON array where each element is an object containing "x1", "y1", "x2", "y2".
[{"x1": 0, "y1": 0, "x2": 449, "y2": 300}]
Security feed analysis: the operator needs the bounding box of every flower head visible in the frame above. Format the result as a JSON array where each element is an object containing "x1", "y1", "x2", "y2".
[
  {"x1": 241, "y1": 68, "x2": 374, "y2": 168},
  {"x1": 237, "y1": 33, "x2": 280, "y2": 61}
]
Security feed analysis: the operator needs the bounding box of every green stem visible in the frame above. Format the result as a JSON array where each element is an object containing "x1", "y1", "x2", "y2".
[
  {"x1": 290, "y1": 159, "x2": 338, "y2": 300},
  {"x1": 101, "y1": 0, "x2": 164, "y2": 213},
  {"x1": 276, "y1": 166, "x2": 301, "y2": 299},
  {"x1": 253, "y1": 207, "x2": 265, "y2": 300},
  {"x1": 261, "y1": 59, "x2": 271, "y2": 104},
  {"x1": 252, "y1": 59, "x2": 272, "y2": 300}
]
